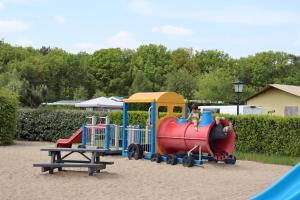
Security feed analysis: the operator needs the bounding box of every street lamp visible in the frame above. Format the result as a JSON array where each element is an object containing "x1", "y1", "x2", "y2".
[{"x1": 233, "y1": 79, "x2": 244, "y2": 115}]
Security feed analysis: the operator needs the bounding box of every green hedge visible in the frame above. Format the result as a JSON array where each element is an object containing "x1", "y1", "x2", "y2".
[
  {"x1": 17, "y1": 109, "x2": 89, "y2": 141},
  {"x1": 221, "y1": 115, "x2": 300, "y2": 157},
  {"x1": 16, "y1": 108, "x2": 300, "y2": 156},
  {"x1": 0, "y1": 91, "x2": 19, "y2": 145}
]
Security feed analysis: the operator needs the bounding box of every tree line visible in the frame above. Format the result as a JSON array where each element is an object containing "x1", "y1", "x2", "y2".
[{"x1": 0, "y1": 40, "x2": 299, "y2": 107}]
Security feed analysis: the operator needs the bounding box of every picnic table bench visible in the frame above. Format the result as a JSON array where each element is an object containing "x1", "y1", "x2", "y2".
[{"x1": 33, "y1": 147, "x2": 114, "y2": 176}]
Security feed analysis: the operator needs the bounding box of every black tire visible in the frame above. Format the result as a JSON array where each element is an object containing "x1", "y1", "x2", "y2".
[
  {"x1": 183, "y1": 155, "x2": 194, "y2": 167},
  {"x1": 167, "y1": 155, "x2": 177, "y2": 165},
  {"x1": 151, "y1": 154, "x2": 157, "y2": 162},
  {"x1": 136, "y1": 144, "x2": 144, "y2": 159},
  {"x1": 133, "y1": 152, "x2": 140, "y2": 160},
  {"x1": 151, "y1": 153, "x2": 162, "y2": 163},
  {"x1": 155, "y1": 153, "x2": 162, "y2": 163},
  {"x1": 127, "y1": 144, "x2": 136, "y2": 160},
  {"x1": 225, "y1": 155, "x2": 236, "y2": 164}
]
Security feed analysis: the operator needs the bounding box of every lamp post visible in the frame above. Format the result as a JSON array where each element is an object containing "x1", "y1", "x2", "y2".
[{"x1": 233, "y1": 79, "x2": 244, "y2": 115}]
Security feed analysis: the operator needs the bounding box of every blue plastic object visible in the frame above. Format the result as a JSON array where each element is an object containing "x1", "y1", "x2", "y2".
[
  {"x1": 199, "y1": 111, "x2": 213, "y2": 127},
  {"x1": 176, "y1": 117, "x2": 187, "y2": 125},
  {"x1": 251, "y1": 162, "x2": 300, "y2": 200}
]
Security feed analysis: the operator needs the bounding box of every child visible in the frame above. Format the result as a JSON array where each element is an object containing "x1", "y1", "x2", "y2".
[
  {"x1": 187, "y1": 104, "x2": 201, "y2": 131},
  {"x1": 215, "y1": 116, "x2": 233, "y2": 135}
]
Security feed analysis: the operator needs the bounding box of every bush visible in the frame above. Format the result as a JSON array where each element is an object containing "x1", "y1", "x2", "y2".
[
  {"x1": 0, "y1": 91, "x2": 19, "y2": 145},
  {"x1": 109, "y1": 111, "x2": 148, "y2": 126},
  {"x1": 17, "y1": 108, "x2": 92, "y2": 141},
  {"x1": 219, "y1": 114, "x2": 300, "y2": 157}
]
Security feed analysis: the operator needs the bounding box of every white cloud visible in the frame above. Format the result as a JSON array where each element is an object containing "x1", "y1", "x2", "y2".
[
  {"x1": 0, "y1": 20, "x2": 29, "y2": 33},
  {"x1": 53, "y1": 16, "x2": 66, "y2": 24},
  {"x1": 107, "y1": 31, "x2": 138, "y2": 48},
  {"x1": 152, "y1": 25, "x2": 193, "y2": 36}
]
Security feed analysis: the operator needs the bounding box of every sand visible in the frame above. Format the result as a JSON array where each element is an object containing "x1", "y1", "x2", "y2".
[{"x1": 0, "y1": 141, "x2": 291, "y2": 200}]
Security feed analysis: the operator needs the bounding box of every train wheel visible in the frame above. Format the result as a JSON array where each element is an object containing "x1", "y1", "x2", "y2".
[
  {"x1": 167, "y1": 155, "x2": 177, "y2": 165},
  {"x1": 127, "y1": 144, "x2": 136, "y2": 160},
  {"x1": 136, "y1": 144, "x2": 144, "y2": 159},
  {"x1": 151, "y1": 153, "x2": 162, "y2": 163},
  {"x1": 225, "y1": 155, "x2": 236, "y2": 164},
  {"x1": 155, "y1": 153, "x2": 162, "y2": 163},
  {"x1": 183, "y1": 156, "x2": 194, "y2": 167},
  {"x1": 127, "y1": 144, "x2": 142, "y2": 160}
]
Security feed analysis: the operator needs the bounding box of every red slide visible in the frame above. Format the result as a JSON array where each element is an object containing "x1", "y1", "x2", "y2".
[
  {"x1": 56, "y1": 128, "x2": 83, "y2": 148},
  {"x1": 56, "y1": 124, "x2": 105, "y2": 148}
]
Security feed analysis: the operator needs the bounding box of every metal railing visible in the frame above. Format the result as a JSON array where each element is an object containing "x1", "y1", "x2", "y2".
[{"x1": 125, "y1": 125, "x2": 151, "y2": 153}]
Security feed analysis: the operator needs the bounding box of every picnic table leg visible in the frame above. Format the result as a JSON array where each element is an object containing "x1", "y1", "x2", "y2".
[
  {"x1": 88, "y1": 152, "x2": 96, "y2": 176},
  {"x1": 57, "y1": 152, "x2": 63, "y2": 171},
  {"x1": 49, "y1": 152, "x2": 56, "y2": 174},
  {"x1": 95, "y1": 152, "x2": 101, "y2": 173}
]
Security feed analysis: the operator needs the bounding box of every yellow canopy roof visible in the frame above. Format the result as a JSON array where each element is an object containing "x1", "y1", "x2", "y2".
[{"x1": 124, "y1": 92, "x2": 186, "y2": 104}]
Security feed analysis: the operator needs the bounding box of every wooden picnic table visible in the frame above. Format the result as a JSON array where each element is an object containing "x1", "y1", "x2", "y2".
[{"x1": 33, "y1": 147, "x2": 114, "y2": 176}]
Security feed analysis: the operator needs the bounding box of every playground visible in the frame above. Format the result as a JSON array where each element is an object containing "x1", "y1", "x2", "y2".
[
  {"x1": 1, "y1": 91, "x2": 299, "y2": 199},
  {"x1": 0, "y1": 141, "x2": 292, "y2": 200}
]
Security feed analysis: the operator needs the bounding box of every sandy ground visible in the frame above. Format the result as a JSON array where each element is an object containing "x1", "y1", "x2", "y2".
[{"x1": 0, "y1": 141, "x2": 292, "y2": 200}]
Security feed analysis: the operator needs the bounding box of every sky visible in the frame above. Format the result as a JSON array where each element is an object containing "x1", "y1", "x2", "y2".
[{"x1": 0, "y1": 0, "x2": 300, "y2": 58}]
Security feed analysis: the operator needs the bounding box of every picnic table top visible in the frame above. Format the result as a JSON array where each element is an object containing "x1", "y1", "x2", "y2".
[{"x1": 40, "y1": 147, "x2": 111, "y2": 153}]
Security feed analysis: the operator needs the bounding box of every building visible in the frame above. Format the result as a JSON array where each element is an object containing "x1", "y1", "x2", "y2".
[
  {"x1": 245, "y1": 84, "x2": 300, "y2": 116},
  {"x1": 75, "y1": 97, "x2": 123, "y2": 112},
  {"x1": 198, "y1": 105, "x2": 262, "y2": 115}
]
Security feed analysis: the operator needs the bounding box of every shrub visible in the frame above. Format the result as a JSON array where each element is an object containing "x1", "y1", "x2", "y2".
[
  {"x1": 0, "y1": 90, "x2": 19, "y2": 145},
  {"x1": 17, "y1": 108, "x2": 91, "y2": 141},
  {"x1": 219, "y1": 114, "x2": 300, "y2": 157}
]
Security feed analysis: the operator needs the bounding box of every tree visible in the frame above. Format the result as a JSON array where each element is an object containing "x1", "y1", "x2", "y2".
[
  {"x1": 0, "y1": 69, "x2": 23, "y2": 94},
  {"x1": 20, "y1": 81, "x2": 48, "y2": 107},
  {"x1": 165, "y1": 69, "x2": 195, "y2": 99},
  {"x1": 195, "y1": 68, "x2": 235, "y2": 103},
  {"x1": 130, "y1": 44, "x2": 171, "y2": 91},
  {"x1": 190, "y1": 50, "x2": 232, "y2": 74},
  {"x1": 73, "y1": 86, "x2": 88, "y2": 100},
  {"x1": 129, "y1": 70, "x2": 152, "y2": 94},
  {"x1": 91, "y1": 48, "x2": 133, "y2": 96}
]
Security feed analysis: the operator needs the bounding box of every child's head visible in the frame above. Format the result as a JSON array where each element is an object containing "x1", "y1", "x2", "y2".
[{"x1": 191, "y1": 104, "x2": 198, "y2": 111}]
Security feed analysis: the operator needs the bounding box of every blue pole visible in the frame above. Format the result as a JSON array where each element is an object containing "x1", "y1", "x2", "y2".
[
  {"x1": 105, "y1": 123, "x2": 110, "y2": 150},
  {"x1": 150, "y1": 102, "x2": 156, "y2": 156},
  {"x1": 185, "y1": 103, "x2": 189, "y2": 118},
  {"x1": 122, "y1": 103, "x2": 128, "y2": 156},
  {"x1": 137, "y1": 125, "x2": 142, "y2": 144},
  {"x1": 82, "y1": 123, "x2": 86, "y2": 145}
]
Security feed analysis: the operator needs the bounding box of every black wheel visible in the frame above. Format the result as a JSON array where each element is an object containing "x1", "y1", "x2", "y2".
[
  {"x1": 182, "y1": 155, "x2": 194, "y2": 167},
  {"x1": 127, "y1": 144, "x2": 136, "y2": 160},
  {"x1": 167, "y1": 155, "x2": 177, "y2": 165},
  {"x1": 151, "y1": 153, "x2": 162, "y2": 163},
  {"x1": 151, "y1": 154, "x2": 156, "y2": 162},
  {"x1": 225, "y1": 155, "x2": 236, "y2": 164},
  {"x1": 155, "y1": 153, "x2": 162, "y2": 163},
  {"x1": 136, "y1": 144, "x2": 144, "y2": 159}
]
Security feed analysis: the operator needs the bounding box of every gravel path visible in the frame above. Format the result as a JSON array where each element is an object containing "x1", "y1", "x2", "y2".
[{"x1": 0, "y1": 141, "x2": 292, "y2": 200}]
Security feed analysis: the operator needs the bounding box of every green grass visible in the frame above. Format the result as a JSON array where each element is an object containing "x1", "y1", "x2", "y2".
[{"x1": 234, "y1": 151, "x2": 300, "y2": 166}]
